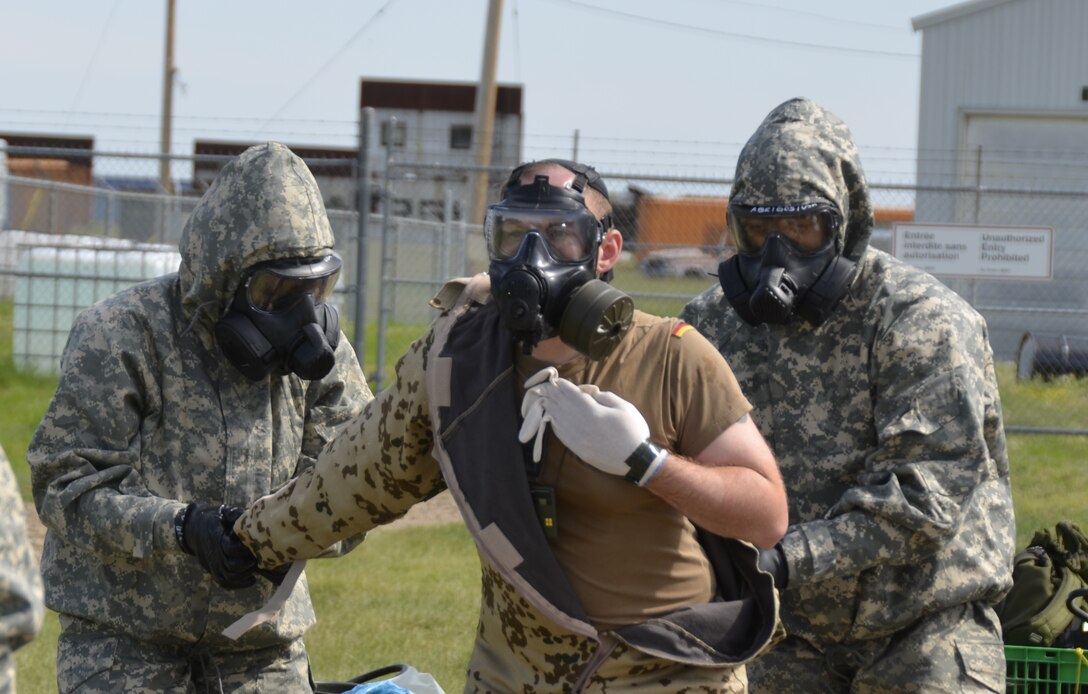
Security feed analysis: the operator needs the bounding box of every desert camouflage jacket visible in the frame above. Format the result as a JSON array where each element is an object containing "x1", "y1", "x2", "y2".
[
  {"x1": 28, "y1": 143, "x2": 370, "y2": 648},
  {"x1": 0, "y1": 443, "x2": 44, "y2": 690},
  {"x1": 681, "y1": 98, "x2": 1015, "y2": 645}
]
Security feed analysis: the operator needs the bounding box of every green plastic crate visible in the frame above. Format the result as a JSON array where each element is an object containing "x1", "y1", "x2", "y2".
[{"x1": 1006, "y1": 645, "x2": 1088, "y2": 693}]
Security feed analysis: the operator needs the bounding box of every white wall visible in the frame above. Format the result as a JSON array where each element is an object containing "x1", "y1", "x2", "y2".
[
  {"x1": 916, "y1": 0, "x2": 1088, "y2": 192},
  {"x1": 913, "y1": 0, "x2": 1088, "y2": 358}
]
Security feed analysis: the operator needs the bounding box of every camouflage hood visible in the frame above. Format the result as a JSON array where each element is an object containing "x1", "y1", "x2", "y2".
[
  {"x1": 730, "y1": 98, "x2": 873, "y2": 263},
  {"x1": 178, "y1": 142, "x2": 335, "y2": 326}
]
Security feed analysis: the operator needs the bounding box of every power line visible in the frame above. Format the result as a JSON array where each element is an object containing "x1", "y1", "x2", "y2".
[
  {"x1": 68, "y1": 0, "x2": 125, "y2": 121},
  {"x1": 512, "y1": 0, "x2": 523, "y2": 80},
  {"x1": 258, "y1": 0, "x2": 399, "y2": 132},
  {"x1": 692, "y1": 0, "x2": 911, "y2": 32},
  {"x1": 536, "y1": 0, "x2": 919, "y2": 59}
]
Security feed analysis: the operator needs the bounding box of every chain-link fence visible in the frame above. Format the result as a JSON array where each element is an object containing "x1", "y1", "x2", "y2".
[{"x1": 2, "y1": 144, "x2": 1085, "y2": 433}]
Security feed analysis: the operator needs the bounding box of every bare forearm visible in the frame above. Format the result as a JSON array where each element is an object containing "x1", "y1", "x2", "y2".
[{"x1": 646, "y1": 455, "x2": 787, "y2": 548}]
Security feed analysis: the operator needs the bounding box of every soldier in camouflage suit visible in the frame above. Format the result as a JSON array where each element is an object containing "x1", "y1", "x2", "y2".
[
  {"x1": 680, "y1": 98, "x2": 1016, "y2": 692},
  {"x1": 0, "y1": 442, "x2": 44, "y2": 693},
  {"x1": 27, "y1": 143, "x2": 371, "y2": 692},
  {"x1": 234, "y1": 160, "x2": 788, "y2": 692}
]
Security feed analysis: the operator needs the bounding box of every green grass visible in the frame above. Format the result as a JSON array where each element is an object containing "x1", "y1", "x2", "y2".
[
  {"x1": 306, "y1": 524, "x2": 479, "y2": 688},
  {"x1": 611, "y1": 258, "x2": 717, "y2": 317},
  {"x1": 995, "y1": 362, "x2": 1088, "y2": 430},
  {"x1": 3, "y1": 295, "x2": 1087, "y2": 689},
  {"x1": 0, "y1": 300, "x2": 59, "y2": 492},
  {"x1": 14, "y1": 524, "x2": 481, "y2": 693}
]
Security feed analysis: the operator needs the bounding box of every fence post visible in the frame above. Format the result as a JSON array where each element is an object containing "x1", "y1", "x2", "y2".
[
  {"x1": 374, "y1": 119, "x2": 396, "y2": 391},
  {"x1": 49, "y1": 183, "x2": 57, "y2": 234},
  {"x1": 107, "y1": 187, "x2": 117, "y2": 238},
  {"x1": 353, "y1": 107, "x2": 375, "y2": 371},
  {"x1": 441, "y1": 188, "x2": 453, "y2": 281}
]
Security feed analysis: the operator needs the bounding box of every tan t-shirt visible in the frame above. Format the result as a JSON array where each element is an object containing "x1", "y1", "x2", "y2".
[{"x1": 515, "y1": 310, "x2": 751, "y2": 630}]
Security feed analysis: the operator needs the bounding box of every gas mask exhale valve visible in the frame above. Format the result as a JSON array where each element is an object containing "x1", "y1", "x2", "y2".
[
  {"x1": 215, "y1": 254, "x2": 343, "y2": 380},
  {"x1": 486, "y1": 171, "x2": 633, "y2": 359},
  {"x1": 719, "y1": 203, "x2": 857, "y2": 327}
]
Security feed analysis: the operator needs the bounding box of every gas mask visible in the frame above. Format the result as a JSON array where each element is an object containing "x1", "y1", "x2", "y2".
[
  {"x1": 215, "y1": 254, "x2": 343, "y2": 381},
  {"x1": 486, "y1": 169, "x2": 633, "y2": 360},
  {"x1": 718, "y1": 203, "x2": 857, "y2": 326}
]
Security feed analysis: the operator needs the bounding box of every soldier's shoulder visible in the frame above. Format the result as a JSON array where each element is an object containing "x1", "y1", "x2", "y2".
[
  {"x1": 69, "y1": 276, "x2": 175, "y2": 343},
  {"x1": 429, "y1": 273, "x2": 491, "y2": 312},
  {"x1": 864, "y1": 250, "x2": 981, "y2": 322}
]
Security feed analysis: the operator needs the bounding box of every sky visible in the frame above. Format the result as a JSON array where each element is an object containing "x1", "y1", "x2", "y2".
[{"x1": 1, "y1": 0, "x2": 962, "y2": 184}]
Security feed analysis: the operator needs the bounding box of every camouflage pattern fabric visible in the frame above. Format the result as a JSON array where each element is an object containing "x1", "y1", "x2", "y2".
[
  {"x1": 746, "y1": 601, "x2": 1005, "y2": 693},
  {"x1": 680, "y1": 99, "x2": 1014, "y2": 689},
  {"x1": 56, "y1": 613, "x2": 311, "y2": 694},
  {"x1": 467, "y1": 563, "x2": 748, "y2": 693},
  {"x1": 0, "y1": 443, "x2": 44, "y2": 693},
  {"x1": 27, "y1": 143, "x2": 370, "y2": 686},
  {"x1": 236, "y1": 280, "x2": 762, "y2": 691}
]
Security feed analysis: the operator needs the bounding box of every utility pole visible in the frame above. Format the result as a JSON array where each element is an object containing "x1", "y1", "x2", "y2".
[
  {"x1": 471, "y1": 0, "x2": 504, "y2": 224},
  {"x1": 160, "y1": 0, "x2": 176, "y2": 195}
]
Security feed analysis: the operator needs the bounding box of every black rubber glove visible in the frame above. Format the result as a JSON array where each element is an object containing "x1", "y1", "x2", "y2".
[
  {"x1": 217, "y1": 505, "x2": 291, "y2": 586},
  {"x1": 175, "y1": 503, "x2": 258, "y2": 589},
  {"x1": 758, "y1": 543, "x2": 789, "y2": 589}
]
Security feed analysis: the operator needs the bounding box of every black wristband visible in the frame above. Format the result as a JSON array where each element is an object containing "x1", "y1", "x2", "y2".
[
  {"x1": 624, "y1": 441, "x2": 665, "y2": 485},
  {"x1": 174, "y1": 503, "x2": 193, "y2": 554}
]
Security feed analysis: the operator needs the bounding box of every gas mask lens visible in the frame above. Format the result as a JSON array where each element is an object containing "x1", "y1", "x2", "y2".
[
  {"x1": 730, "y1": 204, "x2": 840, "y2": 254},
  {"x1": 485, "y1": 206, "x2": 601, "y2": 262},
  {"x1": 245, "y1": 254, "x2": 343, "y2": 312}
]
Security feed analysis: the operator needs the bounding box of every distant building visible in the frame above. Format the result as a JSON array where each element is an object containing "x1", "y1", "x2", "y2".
[
  {"x1": 192, "y1": 140, "x2": 358, "y2": 211},
  {"x1": 359, "y1": 78, "x2": 524, "y2": 221},
  {"x1": 0, "y1": 133, "x2": 94, "y2": 232},
  {"x1": 912, "y1": 0, "x2": 1088, "y2": 358}
]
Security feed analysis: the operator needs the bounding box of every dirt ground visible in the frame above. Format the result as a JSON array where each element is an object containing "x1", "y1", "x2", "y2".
[{"x1": 23, "y1": 490, "x2": 464, "y2": 557}]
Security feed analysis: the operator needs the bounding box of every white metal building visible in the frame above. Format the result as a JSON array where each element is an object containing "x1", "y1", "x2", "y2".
[
  {"x1": 912, "y1": 0, "x2": 1088, "y2": 360},
  {"x1": 359, "y1": 78, "x2": 524, "y2": 222}
]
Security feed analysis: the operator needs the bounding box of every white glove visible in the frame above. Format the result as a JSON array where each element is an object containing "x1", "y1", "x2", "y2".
[
  {"x1": 519, "y1": 367, "x2": 667, "y2": 484},
  {"x1": 519, "y1": 366, "x2": 559, "y2": 464}
]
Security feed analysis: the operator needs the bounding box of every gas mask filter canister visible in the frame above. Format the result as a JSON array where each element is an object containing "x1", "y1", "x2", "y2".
[{"x1": 215, "y1": 254, "x2": 343, "y2": 381}]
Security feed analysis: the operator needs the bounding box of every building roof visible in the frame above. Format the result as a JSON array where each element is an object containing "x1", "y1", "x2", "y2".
[
  {"x1": 912, "y1": 0, "x2": 1022, "y2": 30},
  {"x1": 0, "y1": 133, "x2": 94, "y2": 163},
  {"x1": 358, "y1": 78, "x2": 522, "y2": 115},
  {"x1": 192, "y1": 140, "x2": 356, "y2": 177}
]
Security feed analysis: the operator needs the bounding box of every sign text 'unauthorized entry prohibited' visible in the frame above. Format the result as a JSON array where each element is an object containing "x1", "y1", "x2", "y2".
[{"x1": 890, "y1": 223, "x2": 1053, "y2": 280}]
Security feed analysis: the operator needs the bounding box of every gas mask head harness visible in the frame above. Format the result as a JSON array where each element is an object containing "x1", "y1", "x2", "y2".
[
  {"x1": 215, "y1": 253, "x2": 343, "y2": 381},
  {"x1": 718, "y1": 201, "x2": 857, "y2": 326},
  {"x1": 486, "y1": 160, "x2": 633, "y2": 359}
]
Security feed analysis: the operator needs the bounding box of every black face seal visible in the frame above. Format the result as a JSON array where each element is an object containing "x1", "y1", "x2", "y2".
[
  {"x1": 718, "y1": 203, "x2": 857, "y2": 326},
  {"x1": 486, "y1": 168, "x2": 632, "y2": 359},
  {"x1": 215, "y1": 254, "x2": 343, "y2": 380}
]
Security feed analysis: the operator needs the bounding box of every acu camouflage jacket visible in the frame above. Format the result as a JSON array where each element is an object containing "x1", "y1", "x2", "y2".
[
  {"x1": 28, "y1": 143, "x2": 370, "y2": 649},
  {"x1": 681, "y1": 98, "x2": 1015, "y2": 645}
]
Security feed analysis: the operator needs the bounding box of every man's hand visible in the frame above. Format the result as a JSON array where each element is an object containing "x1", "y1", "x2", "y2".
[
  {"x1": 219, "y1": 505, "x2": 290, "y2": 585},
  {"x1": 519, "y1": 366, "x2": 559, "y2": 463},
  {"x1": 175, "y1": 503, "x2": 259, "y2": 589},
  {"x1": 519, "y1": 366, "x2": 667, "y2": 485}
]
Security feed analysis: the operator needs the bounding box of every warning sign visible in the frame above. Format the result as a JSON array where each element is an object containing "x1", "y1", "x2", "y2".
[{"x1": 890, "y1": 223, "x2": 1053, "y2": 280}]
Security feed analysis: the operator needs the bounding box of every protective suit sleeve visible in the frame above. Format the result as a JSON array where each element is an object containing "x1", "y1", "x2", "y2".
[
  {"x1": 0, "y1": 448, "x2": 44, "y2": 688},
  {"x1": 296, "y1": 334, "x2": 374, "y2": 558},
  {"x1": 28, "y1": 305, "x2": 190, "y2": 561},
  {"x1": 779, "y1": 292, "x2": 1011, "y2": 584},
  {"x1": 236, "y1": 328, "x2": 445, "y2": 569}
]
